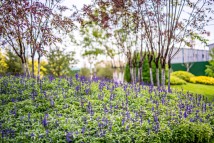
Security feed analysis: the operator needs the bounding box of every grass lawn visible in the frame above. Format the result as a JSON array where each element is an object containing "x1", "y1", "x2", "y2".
[{"x1": 171, "y1": 83, "x2": 214, "y2": 100}]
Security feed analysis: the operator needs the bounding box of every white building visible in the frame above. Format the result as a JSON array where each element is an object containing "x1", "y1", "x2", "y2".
[
  {"x1": 171, "y1": 48, "x2": 210, "y2": 64},
  {"x1": 207, "y1": 43, "x2": 214, "y2": 51}
]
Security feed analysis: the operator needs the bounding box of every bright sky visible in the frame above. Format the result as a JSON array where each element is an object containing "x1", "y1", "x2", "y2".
[{"x1": 61, "y1": 0, "x2": 214, "y2": 68}]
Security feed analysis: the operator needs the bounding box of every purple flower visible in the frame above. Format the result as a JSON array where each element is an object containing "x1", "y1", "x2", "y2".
[
  {"x1": 148, "y1": 119, "x2": 150, "y2": 124},
  {"x1": 42, "y1": 114, "x2": 48, "y2": 128},
  {"x1": 152, "y1": 107, "x2": 154, "y2": 111},
  {"x1": 75, "y1": 86, "x2": 80, "y2": 92},
  {"x1": 183, "y1": 111, "x2": 188, "y2": 118},
  {"x1": 28, "y1": 113, "x2": 30, "y2": 122},
  {"x1": 75, "y1": 73, "x2": 79, "y2": 80},
  {"x1": 66, "y1": 132, "x2": 73, "y2": 143},
  {"x1": 122, "y1": 118, "x2": 125, "y2": 125},
  {"x1": 85, "y1": 88, "x2": 90, "y2": 95},
  {"x1": 50, "y1": 99, "x2": 54, "y2": 107},
  {"x1": 154, "y1": 115, "x2": 158, "y2": 122},
  {"x1": 30, "y1": 133, "x2": 35, "y2": 137},
  {"x1": 81, "y1": 126, "x2": 85, "y2": 134}
]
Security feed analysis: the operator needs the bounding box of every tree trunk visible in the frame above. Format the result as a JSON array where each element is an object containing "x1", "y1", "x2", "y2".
[
  {"x1": 130, "y1": 66, "x2": 134, "y2": 84},
  {"x1": 37, "y1": 55, "x2": 41, "y2": 80},
  {"x1": 22, "y1": 62, "x2": 26, "y2": 75},
  {"x1": 32, "y1": 56, "x2": 35, "y2": 78},
  {"x1": 90, "y1": 63, "x2": 93, "y2": 80},
  {"x1": 149, "y1": 67, "x2": 154, "y2": 86},
  {"x1": 148, "y1": 55, "x2": 154, "y2": 86},
  {"x1": 168, "y1": 68, "x2": 171, "y2": 92},
  {"x1": 138, "y1": 67, "x2": 140, "y2": 83},
  {"x1": 156, "y1": 68, "x2": 160, "y2": 87},
  {"x1": 133, "y1": 66, "x2": 136, "y2": 83},
  {"x1": 161, "y1": 68, "x2": 165, "y2": 87},
  {"x1": 155, "y1": 54, "x2": 160, "y2": 87},
  {"x1": 26, "y1": 63, "x2": 30, "y2": 76},
  {"x1": 168, "y1": 60, "x2": 172, "y2": 92}
]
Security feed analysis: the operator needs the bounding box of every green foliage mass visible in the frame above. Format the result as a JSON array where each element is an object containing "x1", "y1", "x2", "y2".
[
  {"x1": 5, "y1": 50, "x2": 23, "y2": 75},
  {"x1": 0, "y1": 49, "x2": 8, "y2": 74},
  {"x1": 79, "y1": 67, "x2": 91, "y2": 78},
  {"x1": 206, "y1": 48, "x2": 214, "y2": 77},
  {"x1": 171, "y1": 71, "x2": 195, "y2": 82},
  {"x1": 124, "y1": 64, "x2": 131, "y2": 82},
  {"x1": 0, "y1": 76, "x2": 213, "y2": 143},
  {"x1": 96, "y1": 64, "x2": 113, "y2": 79},
  {"x1": 169, "y1": 75, "x2": 187, "y2": 85},
  {"x1": 45, "y1": 47, "x2": 77, "y2": 77}
]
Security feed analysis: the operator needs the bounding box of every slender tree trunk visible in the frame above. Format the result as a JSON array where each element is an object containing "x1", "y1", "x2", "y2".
[
  {"x1": 90, "y1": 63, "x2": 92, "y2": 80},
  {"x1": 161, "y1": 68, "x2": 165, "y2": 87},
  {"x1": 133, "y1": 66, "x2": 136, "y2": 83},
  {"x1": 37, "y1": 55, "x2": 41, "y2": 80},
  {"x1": 25, "y1": 63, "x2": 30, "y2": 76},
  {"x1": 136, "y1": 67, "x2": 138, "y2": 83},
  {"x1": 22, "y1": 62, "x2": 26, "y2": 75},
  {"x1": 156, "y1": 68, "x2": 160, "y2": 87},
  {"x1": 168, "y1": 68, "x2": 171, "y2": 92},
  {"x1": 32, "y1": 56, "x2": 35, "y2": 78},
  {"x1": 138, "y1": 67, "x2": 140, "y2": 83},
  {"x1": 139, "y1": 66, "x2": 142, "y2": 83},
  {"x1": 149, "y1": 67, "x2": 154, "y2": 86},
  {"x1": 130, "y1": 65, "x2": 134, "y2": 84},
  {"x1": 148, "y1": 54, "x2": 154, "y2": 86},
  {"x1": 155, "y1": 54, "x2": 160, "y2": 87},
  {"x1": 168, "y1": 60, "x2": 172, "y2": 92}
]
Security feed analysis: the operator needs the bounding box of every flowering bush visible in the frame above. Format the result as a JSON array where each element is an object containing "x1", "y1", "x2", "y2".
[
  {"x1": 171, "y1": 71, "x2": 195, "y2": 82},
  {"x1": 0, "y1": 75, "x2": 213, "y2": 143},
  {"x1": 169, "y1": 75, "x2": 187, "y2": 85},
  {"x1": 190, "y1": 76, "x2": 214, "y2": 85}
]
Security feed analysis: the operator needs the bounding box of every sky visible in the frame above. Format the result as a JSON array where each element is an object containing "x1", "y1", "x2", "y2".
[{"x1": 61, "y1": 0, "x2": 214, "y2": 68}]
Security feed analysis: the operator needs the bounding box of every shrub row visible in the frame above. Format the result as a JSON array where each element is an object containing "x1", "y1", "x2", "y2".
[
  {"x1": 189, "y1": 76, "x2": 214, "y2": 85},
  {"x1": 170, "y1": 71, "x2": 214, "y2": 85}
]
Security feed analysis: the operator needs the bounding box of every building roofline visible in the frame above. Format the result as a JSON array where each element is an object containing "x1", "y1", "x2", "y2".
[
  {"x1": 207, "y1": 43, "x2": 214, "y2": 46},
  {"x1": 174, "y1": 47, "x2": 209, "y2": 51}
]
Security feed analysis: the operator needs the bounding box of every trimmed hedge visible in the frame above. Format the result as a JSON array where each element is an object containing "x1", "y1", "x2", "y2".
[
  {"x1": 170, "y1": 75, "x2": 187, "y2": 85},
  {"x1": 171, "y1": 71, "x2": 195, "y2": 82},
  {"x1": 190, "y1": 76, "x2": 214, "y2": 85}
]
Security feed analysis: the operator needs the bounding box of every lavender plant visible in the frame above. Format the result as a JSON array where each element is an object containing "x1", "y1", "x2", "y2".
[{"x1": 0, "y1": 75, "x2": 213, "y2": 142}]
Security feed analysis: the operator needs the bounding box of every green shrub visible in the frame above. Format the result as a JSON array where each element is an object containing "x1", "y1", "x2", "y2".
[
  {"x1": 171, "y1": 71, "x2": 195, "y2": 82},
  {"x1": 169, "y1": 75, "x2": 187, "y2": 85},
  {"x1": 96, "y1": 66, "x2": 113, "y2": 79},
  {"x1": 124, "y1": 64, "x2": 131, "y2": 82},
  {"x1": 79, "y1": 67, "x2": 91, "y2": 78}
]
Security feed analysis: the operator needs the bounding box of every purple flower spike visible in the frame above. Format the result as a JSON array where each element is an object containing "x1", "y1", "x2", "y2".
[
  {"x1": 42, "y1": 114, "x2": 48, "y2": 128},
  {"x1": 183, "y1": 111, "x2": 188, "y2": 118},
  {"x1": 66, "y1": 132, "x2": 72, "y2": 143}
]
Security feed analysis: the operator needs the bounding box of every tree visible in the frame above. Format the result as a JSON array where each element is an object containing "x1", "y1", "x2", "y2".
[
  {"x1": 45, "y1": 47, "x2": 77, "y2": 77},
  {"x1": 28, "y1": 60, "x2": 47, "y2": 78},
  {"x1": 5, "y1": 50, "x2": 22, "y2": 75},
  {"x1": 0, "y1": 0, "x2": 75, "y2": 77},
  {"x1": 80, "y1": 0, "x2": 213, "y2": 90},
  {"x1": 0, "y1": 49, "x2": 8, "y2": 74},
  {"x1": 206, "y1": 47, "x2": 214, "y2": 77},
  {"x1": 78, "y1": 21, "x2": 115, "y2": 79}
]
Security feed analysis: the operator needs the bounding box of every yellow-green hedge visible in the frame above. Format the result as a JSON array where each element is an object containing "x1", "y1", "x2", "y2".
[
  {"x1": 189, "y1": 76, "x2": 214, "y2": 85},
  {"x1": 171, "y1": 71, "x2": 195, "y2": 82},
  {"x1": 170, "y1": 75, "x2": 187, "y2": 85}
]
